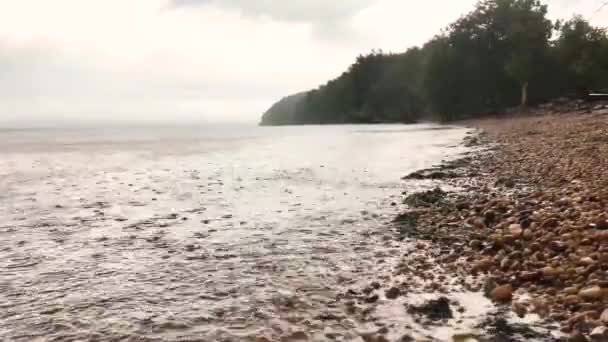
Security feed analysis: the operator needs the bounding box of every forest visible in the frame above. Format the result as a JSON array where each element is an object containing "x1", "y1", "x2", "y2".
[{"x1": 260, "y1": 0, "x2": 608, "y2": 125}]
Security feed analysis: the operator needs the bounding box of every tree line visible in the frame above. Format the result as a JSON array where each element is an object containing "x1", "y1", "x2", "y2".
[{"x1": 260, "y1": 0, "x2": 608, "y2": 125}]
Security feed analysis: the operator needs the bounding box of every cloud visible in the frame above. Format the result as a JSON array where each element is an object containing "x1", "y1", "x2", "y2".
[
  {"x1": 169, "y1": 0, "x2": 374, "y2": 41},
  {"x1": 170, "y1": 0, "x2": 373, "y2": 23},
  {"x1": 0, "y1": 39, "x2": 292, "y2": 124}
]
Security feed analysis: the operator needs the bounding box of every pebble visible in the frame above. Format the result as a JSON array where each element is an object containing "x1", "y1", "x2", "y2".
[
  {"x1": 508, "y1": 224, "x2": 523, "y2": 238},
  {"x1": 472, "y1": 258, "x2": 494, "y2": 273}
]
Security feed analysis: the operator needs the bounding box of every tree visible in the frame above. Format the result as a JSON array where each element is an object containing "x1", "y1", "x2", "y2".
[
  {"x1": 260, "y1": 0, "x2": 607, "y2": 126},
  {"x1": 554, "y1": 16, "x2": 608, "y2": 94}
]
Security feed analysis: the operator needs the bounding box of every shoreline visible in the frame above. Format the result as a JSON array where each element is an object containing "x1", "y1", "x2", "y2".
[{"x1": 389, "y1": 111, "x2": 608, "y2": 340}]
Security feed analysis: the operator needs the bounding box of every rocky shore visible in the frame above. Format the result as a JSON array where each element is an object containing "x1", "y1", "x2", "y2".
[
  {"x1": 390, "y1": 109, "x2": 608, "y2": 341},
  {"x1": 325, "y1": 108, "x2": 608, "y2": 342}
]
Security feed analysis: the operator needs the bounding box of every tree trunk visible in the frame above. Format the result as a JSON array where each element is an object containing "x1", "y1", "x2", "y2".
[{"x1": 521, "y1": 81, "x2": 529, "y2": 107}]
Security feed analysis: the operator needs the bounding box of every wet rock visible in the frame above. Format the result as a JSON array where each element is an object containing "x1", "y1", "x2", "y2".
[
  {"x1": 452, "y1": 333, "x2": 479, "y2": 342},
  {"x1": 282, "y1": 331, "x2": 308, "y2": 341},
  {"x1": 590, "y1": 326, "x2": 608, "y2": 341},
  {"x1": 361, "y1": 334, "x2": 390, "y2": 342},
  {"x1": 404, "y1": 187, "x2": 446, "y2": 208},
  {"x1": 364, "y1": 294, "x2": 379, "y2": 303},
  {"x1": 385, "y1": 287, "x2": 401, "y2": 299},
  {"x1": 569, "y1": 331, "x2": 590, "y2": 342},
  {"x1": 596, "y1": 218, "x2": 608, "y2": 230},
  {"x1": 519, "y1": 271, "x2": 541, "y2": 282},
  {"x1": 484, "y1": 210, "x2": 497, "y2": 227},
  {"x1": 397, "y1": 334, "x2": 414, "y2": 342},
  {"x1": 491, "y1": 284, "x2": 514, "y2": 303},
  {"x1": 472, "y1": 258, "x2": 494, "y2": 273},
  {"x1": 600, "y1": 309, "x2": 608, "y2": 325},
  {"x1": 550, "y1": 241, "x2": 568, "y2": 252},
  {"x1": 512, "y1": 302, "x2": 527, "y2": 318},
  {"x1": 469, "y1": 239, "x2": 483, "y2": 250},
  {"x1": 495, "y1": 176, "x2": 516, "y2": 188},
  {"x1": 407, "y1": 297, "x2": 453, "y2": 321}
]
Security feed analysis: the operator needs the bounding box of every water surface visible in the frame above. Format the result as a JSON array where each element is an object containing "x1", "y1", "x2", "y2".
[{"x1": 0, "y1": 124, "x2": 470, "y2": 341}]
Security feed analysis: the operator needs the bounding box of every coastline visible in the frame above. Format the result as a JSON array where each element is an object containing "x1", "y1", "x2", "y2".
[
  {"x1": 418, "y1": 111, "x2": 608, "y2": 341},
  {"x1": 387, "y1": 110, "x2": 608, "y2": 340}
]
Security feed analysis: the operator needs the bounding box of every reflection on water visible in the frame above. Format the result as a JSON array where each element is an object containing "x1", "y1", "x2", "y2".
[{"x1": 0, "y1": 124, "x2": 470, "y2": 341}]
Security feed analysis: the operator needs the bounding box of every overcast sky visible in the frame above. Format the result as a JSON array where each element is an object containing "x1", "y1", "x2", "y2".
[{"x1": 0, "y1": 0, "x2": 606, "y2": 125}]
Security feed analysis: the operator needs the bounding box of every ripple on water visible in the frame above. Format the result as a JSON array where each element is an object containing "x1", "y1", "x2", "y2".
[{"x1": 0, "y1": 124, "x2": 478, "y2": 341}]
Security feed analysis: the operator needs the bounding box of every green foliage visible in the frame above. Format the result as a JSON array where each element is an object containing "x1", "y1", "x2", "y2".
[
  {"x1": 554, "y1": 16, "x2": 608, "y2": 92},
  {"x1": 260, "y1": 0, "x2": 608, "y2": 125}
]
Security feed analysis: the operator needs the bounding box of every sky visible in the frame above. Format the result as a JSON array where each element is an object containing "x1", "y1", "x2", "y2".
[{"x1": 0, "y1": 0, "x2": 606, "y2": 125}]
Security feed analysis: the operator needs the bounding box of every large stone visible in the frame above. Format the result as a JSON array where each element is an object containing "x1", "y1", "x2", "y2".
[
  {"x1": 580, "y1": 257, "x2": 595, "y2": 266},
  {"x1": 590, "y1": 326, "x2": 608, "y2": 341},
  {"x1": 283, "y1": 331, "x2": 309, "y2": 341},
  {"x1": 569, "y1": 331, "x2": 590, "y2": 342},
  {"x1": 385, "y1": 287, "x2": 401, "y2": 299},
  {"x1": 491, "y1": 284, "x2": 514, "y2": 302},
  {"x1": 600, "y1": 308, "x2": 608, "y2": 325},
  {"x1": 578, "y1": 286, "x2": 604, "y2": 301}
]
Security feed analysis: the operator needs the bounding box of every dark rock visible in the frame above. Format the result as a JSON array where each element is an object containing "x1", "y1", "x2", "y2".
[
  {"x1": 364, "y1": 294, "x2": 379, "y2": 303},
  {"x1": 569, "y1": 331, "x2": 590, "y2": 342},
  {"x1": 404, "y1": 187, "x2": 447, "y2": 208},
  {"x1": 469, "y1": 239, "x2": 483, "y2": 250},
  {"x1": 550, "y1": 241, "x2": 568, "y2": 252},
  {"x1": 385, "y1": 287, "x2": 401, "y2": 299},
  {"x1": 495, "y1": 177, "x2": 516, "y2": 188},
  {"x1": 484, "y1": 210, "x2": 498, "y2": 227},
  {"x1": 406, "y1": 297, "x2": 453, "y2": 321}
]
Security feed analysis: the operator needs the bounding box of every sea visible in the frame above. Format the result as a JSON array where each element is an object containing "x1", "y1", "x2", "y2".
[{"x1": 0, "y1": 123, "x2": 474, "y2": 341}]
